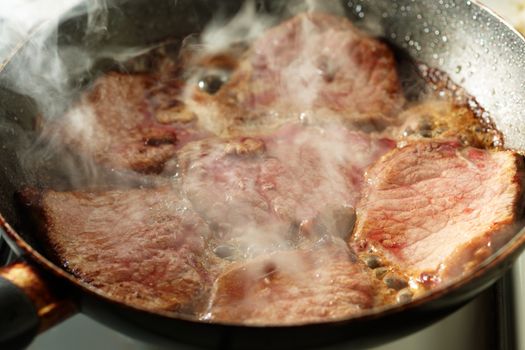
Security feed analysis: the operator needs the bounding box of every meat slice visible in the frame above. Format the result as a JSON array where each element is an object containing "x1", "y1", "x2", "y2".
[
  {"x1": 185, "y1": 12, "x2": 405, "y2": 135},
  {"x1": 53, "y1": 12, "x2": 402, "y2": 173},
  {"x1": 207, "y1": 238, "x2": 380, "y2": 325},
  {"x1": 21, "y1": 187, "x2": 222, "y2": 313},
  {"x1": 54, "y1": 72, "x2": 209, "y2": 174},
  {"x1": 178, "y1": 123, "x2": 395, "y2": 258},
  {"x1": 352, "y1": 141, "x2": 523, "y2": 284}
]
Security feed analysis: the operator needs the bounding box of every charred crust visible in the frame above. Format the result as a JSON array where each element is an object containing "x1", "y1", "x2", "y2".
[
  {"x1": 224, "y1": 138, "x2": 266, "y2": 157},
  {"x1": 512, "y1": 155, "x2": 525, "y2": 221},
  {"x1": 143, "y1": 136, "x2": 177, "y2": 147}
]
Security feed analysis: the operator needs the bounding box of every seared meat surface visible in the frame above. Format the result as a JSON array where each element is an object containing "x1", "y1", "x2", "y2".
[
  {"x1": 21, "y1": 187, "x2": 223, "y2": 312},
  {"x1": 54, "y1": 12, "x2": 404, "y2": 174},
  {"x1": 208, "y1": 238, "x2": 382, "y2": 325},
  {"x1": 352, "y1": 141, "x2": 523, "y2": 283},
  {"x1": 179, "y1": 123, "x2": 394, "y2": 257},
  {"x1": 56, "y1": 73, "x2": 209, "y2": 174},
  {"x1": 186, "y1": 12, "x2": 405, "y2": 135}
]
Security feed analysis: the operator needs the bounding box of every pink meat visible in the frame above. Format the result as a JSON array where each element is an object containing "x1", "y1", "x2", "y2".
[
  {"x1": 185, "y1": 12, "x2": 405, "y2": 136},
  {"x1": 54, "y1": 12, "x2": 404, "y2": 174},
  {"x1": 179, "y1": 123, "x2": 395, "y2": 256},
  {"x1": 55, "y1": 72, "x2": 209, "y2": 174},
  {"x1": 249, "y1": 12, "x2": 404, "y2": 120},
  {"x1": 207, "y1": 238, "x2": 379, "y2": 325},
  {"x1": 352, "y1": 141, "x2": 523, "y2": 284},
  {"x1": 22, "y1": 187, "x2": 223, "y2": 312}
]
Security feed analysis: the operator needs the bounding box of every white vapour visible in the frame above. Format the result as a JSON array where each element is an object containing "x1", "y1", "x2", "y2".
[
  {"x1": 0, "y1": 0, "x2": 110, "y2": 119},
  {"x1": 200, "y1": 1, "x2": 277, "y2": 54}
]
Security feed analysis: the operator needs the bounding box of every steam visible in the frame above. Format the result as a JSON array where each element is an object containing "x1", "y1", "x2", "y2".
[
  {"x1": 0, "y1": 0, "x2": 107, "y2": 117},
  {"x1": 199, "y1": 0, "x2": 345, "y2": 54},
  {"x1": 200, "y1": 1, "x2": 277, "y2": 54},
  {"x1": 0, "y1": 0, "x2": 81, "y2": 42},
  {"x1": 290, "y1": 0, "x2": 346, "y2": 15},
  {"x1": 180, "y1": 1, "x2": 370, "y2": 265},
  {"x1": 0, "y1": 0, "x2": 165, "y2": 188},
  {"x1": 1, "y1": 0, "x2": 487, "y2": 320},
  {"x1": 4, "y1": 0, "x2": 374, "y2": 308}
]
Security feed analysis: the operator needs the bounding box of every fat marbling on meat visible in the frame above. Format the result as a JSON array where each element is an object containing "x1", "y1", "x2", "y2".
[
  {"x1": 352, "y1": 140, "x2": 523, "y2": 283},
  {"x1": 53, "y1": 72, "x2": 210, "y2": 174},
  {"x1": 52, "y1": 11, "x2": 405, "y2": 176},
  {"x1": 20, "y1": 187, "x2": 223, "y2": 313},
  {"x1": 207, "y1": 238, "x2": 381, "y2": 325},
  {"x1": 186, "y1": 12, "x2": 405, "y2": 136},
  {"x1": 178, "y1": 123, "x2": 395, "y2": 258}
]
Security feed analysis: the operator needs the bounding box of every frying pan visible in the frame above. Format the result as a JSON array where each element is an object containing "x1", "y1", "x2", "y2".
[{"x1": 1, "y1": 0, "x2": 525, "y2": 349}]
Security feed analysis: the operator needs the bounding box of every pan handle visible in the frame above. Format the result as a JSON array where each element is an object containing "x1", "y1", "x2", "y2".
[{"x1": 0, "y1": 261, "x2": 77, "y2": 350}]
